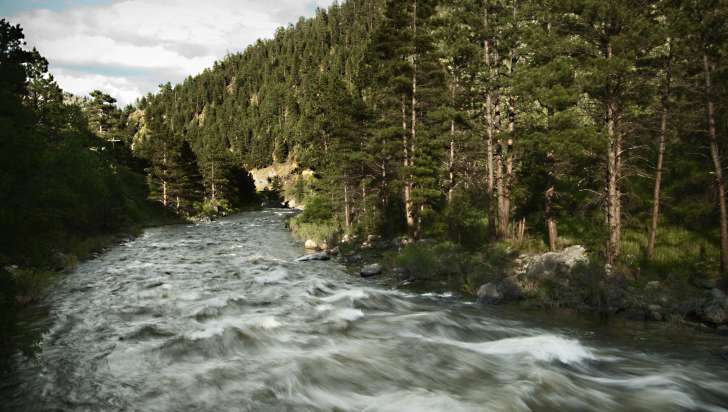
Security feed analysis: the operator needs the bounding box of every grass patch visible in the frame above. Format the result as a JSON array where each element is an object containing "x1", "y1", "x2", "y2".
[
  {"x1": 289, "y1": 218, "x2": 340, "y2": 246},
  {"x1": 620, "y1": 225, "x2": 720, "y2": 282}
]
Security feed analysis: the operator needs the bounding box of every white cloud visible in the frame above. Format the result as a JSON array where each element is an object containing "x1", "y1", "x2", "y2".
[
  {"x1": 52, "y1": 67, "x2": 146, "y2": 107},
  {"x1": 13, "y1": 0, "x2": 335, "y2": 105}
]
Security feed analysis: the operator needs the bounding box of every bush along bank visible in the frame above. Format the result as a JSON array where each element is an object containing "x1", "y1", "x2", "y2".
[{"x1": 289, "y1": 222, "x2": 728, "y2": 332}]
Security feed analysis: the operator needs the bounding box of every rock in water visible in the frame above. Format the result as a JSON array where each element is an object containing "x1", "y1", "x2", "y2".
[
  {"x1": 296, "y1": 252, "x2": 330, "y2": 262},
  {"x1": 702, "y1": 302, "x2": 727, "y2": 325},
  {"x1": 647, "y1": 304, "x2": 664, "y2": 321},
  {"x1": 360, "y1": 263, "x2": 382, "y2": 278},
  {"x1": 477, "y1": 283, "x2": 502, "y2": 304},
  {"x1": 304, "y1": 239, "x2": 319, "y2": 250}
]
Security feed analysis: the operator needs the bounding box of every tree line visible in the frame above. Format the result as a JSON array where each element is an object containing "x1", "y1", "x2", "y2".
[
  {"x1": 0, "y1": 19, "x2": 168, "y2": 269},
  {"x1": 106, "y1": 0, "x2": 728, "y2": 277}
]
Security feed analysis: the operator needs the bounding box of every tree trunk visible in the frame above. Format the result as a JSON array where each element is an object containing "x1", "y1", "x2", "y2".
[
  {"x1": 605, "y1": 39, "x2": 622, "y2": 266},
  {"x1": 494, "y1": 93, "x2": 506, "y2": 240},
  {"x1": 546, "y1": 186, "x2": 557, "y2": 251},
  {"x1": 545, "y1": 103, "x2": 558, "y2": 251},
  {"x1": 498, "y1": 35, "x2": 516, "y2": 240},
  {"x1": 449, "y1": 123, "x2": 455, "y2": 202},
  {"x1": 448, "y1": 82, "x2": 456, "y2": 203},
  {"x1": 648, "y1": 42, "x2": 672, "y2": 259},
  {"x1": 402, "y1": 94, "x2": 415, "y2": 234},
  {"x1": 162, "y1": 143, "x2": 168, "y2": 207},
  {"x1": 344, "y1": 183, "x2": 351, "y2": 230},
  {"x1": 704, "y1": 51, "x2": 728, "y2": 273},
  {"x1": 515, "y1": 218, "x2": 526, "y2": 243},
  {"x1": 483, "y1": 2, "x2": 496, "y2": 238},
  {"x1": 211, "y1": 162, "x2": 216, "y2": 202},
  {"x1": 409, "y1": 0, "x2": 419, "y2": 237}
]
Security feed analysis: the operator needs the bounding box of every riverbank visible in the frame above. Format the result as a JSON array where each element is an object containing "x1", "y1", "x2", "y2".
[
  {"x1": 0, "y1": 210, "x2": 182, "y2": 338},
  {"x1": 289, "y1": 222, "x2": 728, "y2": 334}
]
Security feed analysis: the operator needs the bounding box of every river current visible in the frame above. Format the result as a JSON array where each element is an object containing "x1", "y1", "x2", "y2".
[{"x1": 2, "y1": 210, "x2": 728, "y2": 411}]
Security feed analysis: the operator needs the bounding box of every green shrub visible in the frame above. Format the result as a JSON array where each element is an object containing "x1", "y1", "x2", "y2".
[
  {"x1": 4, "y1": 268, "x2": 54, "y2": 305},
  {"x1": 393, "y1": 242, "x2": 472, "y2": 281},
  {"x1": 296, "y1": 194, "x2": 334, "y2": 223},
  {"x1": 289, "y1": 219, "x2": 340, "y2": 246}
]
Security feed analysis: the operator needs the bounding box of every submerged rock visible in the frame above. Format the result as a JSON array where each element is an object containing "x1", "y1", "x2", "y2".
[
  {"x1": 360, "y1": 263, "x2": 382, "y2": 278},
  {"x1": 296, "y1": 252, "x2": 330, "y2": 262}
]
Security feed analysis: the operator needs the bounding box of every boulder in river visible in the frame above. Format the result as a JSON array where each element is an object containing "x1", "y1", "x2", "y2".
[
  {"x1": 360, "y1": 263, "x2": 382, "y2": 278},
  {"x1": 304, "y1": 239, "x2": 319, "y2": 250},
  {"x1": 296, "y1": 252, "x2": 330, "y2": 262},
  {"x1": 477, "y1": 283, "x2": 502, "y2": 304},
  {"x1": 701, "y1": 298, "x2": 728, "y2": 325}
]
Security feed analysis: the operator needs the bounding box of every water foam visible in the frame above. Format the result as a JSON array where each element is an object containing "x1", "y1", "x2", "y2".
[
  {"x1": 320, "y1": 288, "x2": 368, "y2": 303},
  {"x1": 429, "y1": 334, "x2": 596, "y2": 364},
  {"x1": 254, "y1": 267, "x2": 289, "y2": 284}
]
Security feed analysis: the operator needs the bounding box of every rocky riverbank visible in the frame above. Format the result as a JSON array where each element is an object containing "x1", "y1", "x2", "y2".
[{"x1": 294, "y1": 231, "x2": 728, "y2": 333}]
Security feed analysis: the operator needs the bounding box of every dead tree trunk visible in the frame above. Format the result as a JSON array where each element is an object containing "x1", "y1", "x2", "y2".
[
  {"x1": 344, "y1": 183, "x2": 351, "y2": 230},
  {"x1": 648, "y1": 41, "x2": 672, "y2": 259}
]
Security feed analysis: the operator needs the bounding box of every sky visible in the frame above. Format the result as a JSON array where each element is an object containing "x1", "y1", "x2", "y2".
[{"x1": 1, "y1": 0, "x2": 335, "y2": 105}]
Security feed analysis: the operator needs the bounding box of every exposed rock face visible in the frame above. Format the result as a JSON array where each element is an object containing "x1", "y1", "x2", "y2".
[
  {"x1": 249, "y1": 161, "x2": 316, "y2": 209},
  {"x1": 304, "y1": 239, "x2": 319, "y2": 250},
  {"x1": 360, "y1": 264, "x2": 382, "y2": 278},
  {"x1": 250, "y1": 162, "x2": 299, "y2": 192}
]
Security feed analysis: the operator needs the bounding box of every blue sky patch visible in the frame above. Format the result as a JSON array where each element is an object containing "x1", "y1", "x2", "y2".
[{"x1": 0, "y1": 0, "x2": 113, "y2": 17}]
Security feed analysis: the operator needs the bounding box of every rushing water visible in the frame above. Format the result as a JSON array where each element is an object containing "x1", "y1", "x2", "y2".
[{"x1": 2, "y1": 210, "x2": 728, "y2": 411}]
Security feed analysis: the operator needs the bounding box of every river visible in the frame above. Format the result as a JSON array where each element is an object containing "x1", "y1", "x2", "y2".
[{"x1": 1, "y1": 210, "x2": 728, "y2": 411}]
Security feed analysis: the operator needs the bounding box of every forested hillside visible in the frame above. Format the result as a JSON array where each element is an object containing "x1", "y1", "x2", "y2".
[
  {"x1": 0, "y1": 20, "x2": 171, "y2": 307},
  {"x1": 137, "y1": 0, "x2": 728, "y2": 280}
]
